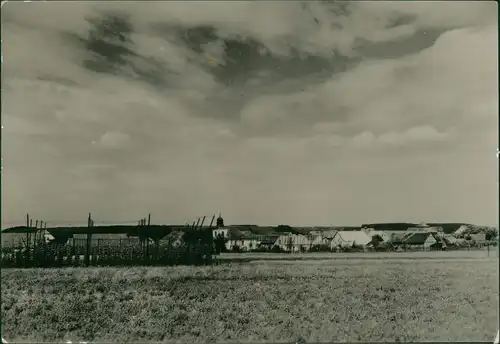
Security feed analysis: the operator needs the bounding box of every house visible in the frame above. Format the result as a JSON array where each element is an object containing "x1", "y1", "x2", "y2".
[
  {"x1": 386, "y1": 231, "x2": 408, "y2": 246},
  {"x1": 291, "y1": 234, "x2": 312, "y2": 252},
  {"x1": 454, "y1": 224, "x2": 471, "y2": 237},
  {"x1": 321, "y1": 230, "x2": 338, "y2": 240},
  {"x1": 363, "y1": 228, "x2": 391, "y2": 242},
  {"x1": 402, "y1": 232, "x2": 438, "y2": 250},
  {"x1": 212, "y1": 228, "x2": 229, "y2": 239},
  {"x1": 468, "y1": 234, "x2": 488, "y2": 247},
  {"x1": 225, "y1": 229, "x2": 260, "y2": 251},
  {"x1": 257, "y1": 235, "x2": 280, "y2": 250},
  {"x1": 441, "y1": 234, "x2": 459, "y2": 247},
  {"x1": 309, "y1": 234, "x2": 330, "y2": 247},
  {"x1": 274, "y1": 233, "x2": 312, "y2": 252},
  {"x1": 330, "y1": 231, "x2": 372, "y2": 249},
  {"x1": 274, "y1": 233, "x2": 294, "y2": 251}
]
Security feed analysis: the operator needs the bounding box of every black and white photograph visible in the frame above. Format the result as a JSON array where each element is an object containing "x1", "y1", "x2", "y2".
[{"x1": 1, "y1": 1, "x2": 498, "y2": 343}]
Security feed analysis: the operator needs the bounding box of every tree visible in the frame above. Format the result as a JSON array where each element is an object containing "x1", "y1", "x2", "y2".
[
  {"x1": 214, "y1": 234, "x2": 227, "y2": 254},
  {"x1": 286, "y1": 236, "x2": 294, "y2": 252},
  {"x1": 277, "y1": 225, "x2": 297, "y2": 234}
]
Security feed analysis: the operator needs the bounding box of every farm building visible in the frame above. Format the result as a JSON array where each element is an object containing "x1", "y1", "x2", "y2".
[
  {"x1": 274, "y1": 234, "x2": 292, "y2": 251},
  {"x1": 363, "y1": 228, "x2": 391, "y2": 242},
  {"x1": 402, "y1": 232, "x2": 438, "y2": 249},
  {"x1": 321, "y1": 230, "x2": 338, "y2": 240},
  {"x1": 330, "y1": 231, "x2": 372, "y2": 249},
  {"x1": 440, "y1": 234, "x2": 459, "y2": 247},
  {"x1": 274, "y1": 233, "x2": 312, "y2": 252},
  {"x1": 212, "y1": 228, "x2": 229, "y2": 239},
  {"x1": 468, "y1": 234, "x2": 488, "y2": 247},
  {"x1": 257, "y1": 235, "x2": 280, "y2": 250},
  {"x1": 292, "y1": 234, "x2": 312, "y2": 252},
  {"x1": 225, "y1": 229, "x2": 260, "y2": 251},
  {"x1": 309, "y1": 234, "x2": 330, "y2": 247},
  {"x1": 386, "y1": 232, "x2": 408, "y2": 246}
]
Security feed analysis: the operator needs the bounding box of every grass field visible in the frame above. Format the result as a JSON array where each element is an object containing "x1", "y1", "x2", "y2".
[{"x1": 1, "y1": 254, "x2": 498, "y2": 343}]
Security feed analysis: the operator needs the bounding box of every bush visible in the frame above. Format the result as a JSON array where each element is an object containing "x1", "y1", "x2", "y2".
[
  {"x1": 310, "y1": 244, "x2": 331, "y2": 252},
  {"x1": 271, "y1": 245, "x2": 284, "y2": 253}
]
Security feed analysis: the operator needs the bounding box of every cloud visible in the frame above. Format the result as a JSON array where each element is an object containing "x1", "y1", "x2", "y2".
[
  {"x1": 1, "y1": 2, "x2": 497, "y2": 227},
  {"x1": 378, "y1": 126, "x2": 449, "y2": 146},
  {"x1": 98, "y1": 131, "x2": 131, "y2": 149}
]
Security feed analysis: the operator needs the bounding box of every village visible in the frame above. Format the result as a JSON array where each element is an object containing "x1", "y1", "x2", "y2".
[{"x1": 211, "y1": 215, "x2": 497, "y2": 253}]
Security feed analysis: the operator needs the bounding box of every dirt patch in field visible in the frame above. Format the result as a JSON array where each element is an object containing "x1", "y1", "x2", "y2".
[{"x1": 1, "y1": 258, "x2": 497, "y2": 343}]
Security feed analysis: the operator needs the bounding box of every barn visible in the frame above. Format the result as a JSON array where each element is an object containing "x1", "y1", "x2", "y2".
[{"x1": 330, "y1": 231, "x2": 372, "y2": 249}]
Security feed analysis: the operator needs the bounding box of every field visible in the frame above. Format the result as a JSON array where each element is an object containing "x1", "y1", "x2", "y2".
[{"x1": 1, "y1": 252, "x2": 498, "y2": 343}]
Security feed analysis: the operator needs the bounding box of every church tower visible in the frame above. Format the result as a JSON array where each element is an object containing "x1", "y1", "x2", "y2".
[{"x1": 216, "y1": 213, "x2": 224, "y2": 228}]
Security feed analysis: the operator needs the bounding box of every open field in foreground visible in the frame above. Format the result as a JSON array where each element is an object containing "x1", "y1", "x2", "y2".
[
  {"x1": 218, "y1": 248, "x2": 498, "y2": 262},
  {"x1": 2, "y1": 256, "x2": 498, "y2": 343}
]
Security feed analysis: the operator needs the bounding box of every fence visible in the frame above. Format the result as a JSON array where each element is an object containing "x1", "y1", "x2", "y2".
[{"x1": 0, "y1": 233, "x2": 215, "y2": 268}]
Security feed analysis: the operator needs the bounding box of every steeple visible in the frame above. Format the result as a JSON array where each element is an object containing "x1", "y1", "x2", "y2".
[{"x1": 216, "y1": 213, "x2": 224, "y2": 228}]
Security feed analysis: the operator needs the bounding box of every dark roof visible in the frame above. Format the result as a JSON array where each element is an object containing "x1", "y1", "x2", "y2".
[
  {"x1": 259, "y1": 235, "x2": 279, "y2": 245},
  {"x1": 403, "y1": 232, "x2": 437, "y2": 245},
  {"x1": 228, "y1": 228, "x2": 255, "y2": 240}
]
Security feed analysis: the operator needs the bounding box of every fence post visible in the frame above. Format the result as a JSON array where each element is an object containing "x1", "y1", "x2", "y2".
[
  {"x1": 146, "y1": 216, "x2": 150, "y2": 263},
  {"x1": 25, "y1": 213, "x2": 30, "y2": 267},
  {"x1": 85, "y1": 213, "x2": 92, "y2": 267}
]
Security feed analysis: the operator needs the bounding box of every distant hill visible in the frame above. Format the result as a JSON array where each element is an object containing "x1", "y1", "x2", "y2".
[{"x1": 361, "y1": 223, "x2": 491, "y2": 234}]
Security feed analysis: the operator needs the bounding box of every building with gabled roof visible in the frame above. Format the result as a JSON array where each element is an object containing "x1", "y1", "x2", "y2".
[{"x1": 330, "y1": 231, "x2": 372, "y2": 249}]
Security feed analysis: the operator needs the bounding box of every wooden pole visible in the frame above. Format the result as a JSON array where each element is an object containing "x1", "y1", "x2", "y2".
[
  {"x1": 146, "y1": 216, "x2": 150, "y2": 261},
  {"x1": 25, "y1": 214, "x2": 30, "y2": 265},
  {"x1": 39, "y1": 221, "x2": 44, "y2": 244},
  {"x1": 85, "y1": 213, "x2": 92, "y2": 266}
]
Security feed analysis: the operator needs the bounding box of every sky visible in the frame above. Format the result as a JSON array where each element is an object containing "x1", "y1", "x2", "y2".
[{"x1": 1, "y1": 1, "x2": 498, "y2": 227}]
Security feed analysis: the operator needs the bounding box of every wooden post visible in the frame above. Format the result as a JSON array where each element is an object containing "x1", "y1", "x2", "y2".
[
  {"x1": 39, "y1": 221, "x2": 44, "y2": 244},
  {"x1": 85, "y1": 213, "x2": 92, "y2": 266},
  {"x1": 25, "y1": 214, "x2": 30, "y2": 266},
  {"x1": 146, "y1": 216, "x2": 150, "y2": 262}
]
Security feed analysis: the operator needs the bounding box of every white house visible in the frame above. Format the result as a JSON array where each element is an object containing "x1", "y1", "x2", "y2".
[
  {"x1": 212, "y1": 228, "x2": 229, "y2": 239},
  {"x1": 309, "y1": 234, "x2": 330, "y2": 248},
  {"x1": 274, "y1": 233, "x2": 312, "y2": 252},
  {"x1": 330, "y1": 231, "x2": 372, "y2": 249},
  {"x1": 224, "y1": 229, "x2": 261, "y2": 252}
]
